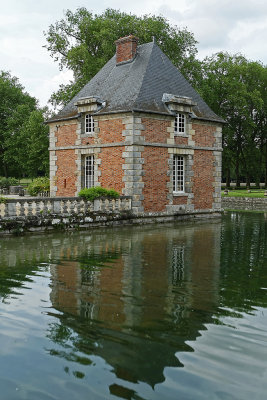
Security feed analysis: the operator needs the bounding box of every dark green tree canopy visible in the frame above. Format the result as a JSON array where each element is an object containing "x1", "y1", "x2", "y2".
[
  {"x1": 198, "y1": 53, "x2": 266, "y2": 186},
  {"x1": 44, "y1": 8, "x2": 199, "y2": 107},
  {"x1": 0, "y1": 71, "x2": 49, "y2": 178}
]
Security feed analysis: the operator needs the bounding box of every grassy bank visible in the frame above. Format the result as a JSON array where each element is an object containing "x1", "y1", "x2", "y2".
[{"x1": 222, "y1": 189, "x2": 266, "y2": 198}]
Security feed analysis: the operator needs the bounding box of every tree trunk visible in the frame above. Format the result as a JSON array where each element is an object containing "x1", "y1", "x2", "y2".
[
  {"x1": 226, "y1": 168, "x2": 231, "y2": 189},
  {"x1": 235, "y1": 157, "x2": 240, "y2": 188}
]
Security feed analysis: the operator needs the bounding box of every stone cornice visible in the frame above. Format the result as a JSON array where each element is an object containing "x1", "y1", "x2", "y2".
[{"x1": 49, "y1": 141, "x2": 223, "y2": 152}]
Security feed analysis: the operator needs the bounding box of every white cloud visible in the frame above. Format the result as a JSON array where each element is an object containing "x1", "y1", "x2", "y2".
[
  {"x1": 32, "y1": 70, "x2": 74, "y2": 107},
  {"x1": 157, "y1": 0, "x2": 267, "y2": 61}
]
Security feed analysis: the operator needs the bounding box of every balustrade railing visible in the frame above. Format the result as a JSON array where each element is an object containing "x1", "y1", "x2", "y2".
[{"x1": 0, "y1": 196, "x2": 132, "y2": 219}]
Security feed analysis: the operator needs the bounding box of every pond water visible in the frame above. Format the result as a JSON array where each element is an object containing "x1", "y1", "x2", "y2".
[{"x1": 0, "y1": 212, "x2": 266, "y2": 400}]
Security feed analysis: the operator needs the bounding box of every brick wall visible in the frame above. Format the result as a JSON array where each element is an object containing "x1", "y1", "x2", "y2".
[
  {"x1": 192, "y1": 150, "x2": 214, "y2": 210},
  {"x1": 142, "y1": 147, "x2": 169, "y2": 212},
  {"x1": 193, "y1": 123, "x2": 216, "y2": 147},
  {"x1": 50, "y1": 113, "x2": 221, "y2": 213},
  {"x1": 55, "y1": 150, "x2": 77, "y2": 196},
  {"x1": 99, "y1": 118, "x2": 125, "y2": 143},
  {"x1": 99, "y1": 147, "x2": 125, "y2": 194},
  {"x1": 142, "y1": 118, "x2": 171, "y2": 143},
  {"x1": 97, "y1": 118, "x2": 126, "y2": 193},
  {"x1": 173, "y1": 196, "x2": 188, "y2": 205},
  {"x1": 174, "y1": 136, "x2": 188, "y2": 145},
  {"x1": 81, "y1": 137, "x2": 95, "y2": 145},
  {"x1": 56, "y1": 123, "x2": 77, "y2": 147}
]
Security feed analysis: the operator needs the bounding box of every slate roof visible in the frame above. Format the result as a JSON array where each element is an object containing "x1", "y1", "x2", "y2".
[{"x1": 49, "y1": 41, "x2": 224, "y2": 123}]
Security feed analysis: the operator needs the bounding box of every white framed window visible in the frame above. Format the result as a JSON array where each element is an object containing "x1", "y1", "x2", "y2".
[
  {"x1": 173, "y1": 155, "x2": 184, "y2": 193},
  {"x1": 84, "y1": 155, "x2": 94, "y2": 188},
  {"x1": 85, "y1": 114, "x2": 94, "y2": 134},
  {"x1": 174, "y1": 113, "x2": 186, "y2": 135}
]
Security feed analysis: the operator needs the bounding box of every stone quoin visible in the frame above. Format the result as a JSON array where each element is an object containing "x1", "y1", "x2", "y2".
[{"x1": 47, "y1": 35, "x2": 224, "y2": 216}]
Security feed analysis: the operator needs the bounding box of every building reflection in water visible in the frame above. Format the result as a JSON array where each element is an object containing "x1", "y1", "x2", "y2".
[{"x1": 48, "y1": 221, "x2": 221, "y2": 392}]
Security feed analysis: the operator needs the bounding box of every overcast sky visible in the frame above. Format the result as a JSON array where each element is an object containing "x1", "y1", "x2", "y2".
[{"x1": 1, "y1": 0, "x2": 266, "y2": 107}]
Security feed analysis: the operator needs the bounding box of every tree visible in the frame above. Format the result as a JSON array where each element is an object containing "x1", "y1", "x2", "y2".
[
  {"x1": 198, "y1": 53, "x2": 266, "y2": 187},
  {"x1": 19, "y1": 110, "x2": 49, "y2": 178},
  {"x1": 0, "y1": 71, "x2": 49, "y2": 178},
  {"x1": 0, "y1": 71, "x2": 36, "y2": 177},
  {"x1": 44, "y1": 8, "x2": 199, "y2": 107}
]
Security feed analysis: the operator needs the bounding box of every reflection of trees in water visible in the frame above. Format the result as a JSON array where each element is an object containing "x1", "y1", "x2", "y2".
[{"x1": 219, "y1": 212, "x2": 267, "y2": 314}]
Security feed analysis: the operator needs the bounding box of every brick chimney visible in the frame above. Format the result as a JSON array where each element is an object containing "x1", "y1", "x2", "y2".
[{"x1": 115, "y1": 35, "x2": 139, "y2": 65}]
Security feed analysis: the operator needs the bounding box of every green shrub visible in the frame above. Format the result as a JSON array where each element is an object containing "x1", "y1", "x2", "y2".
[
  {"x1": 78, "y1": 187, "x2": 120, "y2": 201},
  {"x1": 0, "y1": 177, "x2": 19, "y2": 188},
  {"x1": 27, "y1": 177, "x2": 50, "y2": 196},
  {"x1": 0, "y1": 196, "x2": 7, "y2": 204}
]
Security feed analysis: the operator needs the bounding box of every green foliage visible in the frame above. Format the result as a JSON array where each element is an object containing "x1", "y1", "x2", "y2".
[
  {"x1": 19, "y1": 110, "x2": 49, "y2": 177},
  {"x1": 0, "y1": 71, "x2": 49, "y2": 179},
  {"x1": 44, "y1": 8, "x2": 199, "y2": 107},
  {"x1": 0, "y1": 177, "x2": 19, "y2": 188},
  {"x1": 197, "y1": 53, "x2": 267, "y2": 187},
  {"x1": 0, "y1": 71, "x2": 37, "y2": 177},
  {"x1": 0, "y1": 196, "x2": 7, "y2": 204},
  {"x1": 27, "y1": 177, "x2": 50, "y2": 196},
  {"x1": 78, "y1": 186, "x2": 120, "y2": 201}
]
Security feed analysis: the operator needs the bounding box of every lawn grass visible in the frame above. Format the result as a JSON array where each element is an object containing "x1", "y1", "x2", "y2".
[
  {"x1": 222, "y1": 189, "x2": 266, "y2": 198},
  {"x1": 19, "y1": 178, "x2": 33, "y2": 185}
]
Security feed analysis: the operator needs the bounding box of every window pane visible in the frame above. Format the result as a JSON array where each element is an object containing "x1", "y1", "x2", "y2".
[
  {"x1": 178, "y1": 114, "x2": 185, "y2": 133},
  {"x1": 85, "y1": 155, "x2": 94, "y2": 188},
  {"x1": 173, "y1": 155, "x2": 184, "y2": 192},
  {"x1": 85, "y1": 114, "x2": 94, "y2": 134},
  {"x1": 174, "y1": 114, "x2": 185, "y2": 134}
]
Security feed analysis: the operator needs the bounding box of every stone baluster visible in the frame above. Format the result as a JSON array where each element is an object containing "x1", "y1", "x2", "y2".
[
  {"x1": 16, "y1": 202, "x2": 22, "y2": 216},
  {"x1": 97, "y1": 199, "x2": 102, "y2": 212},
  {"x1": 60, "y1": 200, "x2": 67, "y2": 214},
  {"x1": 115, "y1": 198, "x2": 120, "y2": 211},
  {"x1": 73, "y1": 200, "x2": 78, "y2": 214},
  {"x1": 39, "y1": 200, "x2": 45, "y2": 214},
  {"x1": 108, "y1": 199, "x2": 113, "y2": 211},
  {"x1": 47, "y1": 201, "x2": 52, "y2": 214},
  {"x1": 79, "y1": 199, "x2": 85, "y2": 214},
  {"x1": 41, "y1": 200, "x2": 47, "y2": 214},
  {"x1": 89, "y1": 201, "x2": 94, "y2": 212},
  {"x1": 66, "y1": 200, "x2": 72, "y2": 213},
  {"x1": 31, "y1": 201, "x2": 37, "y2": 216},
  {"x1": 28, "y1": 201, "x2": 34, "y2": 216},
  {"x1": 117, "y1": 198, "x2": 121, "y2": 211},
  {"x1": 0, "y1": 203, "x2": 6, "y2": 217},
  {"x1": 23, "y1": 201, "x2": 29, "y2": 216},
  {"x1": 104, "y1": 199, "x2": 109, "y2": 212}
]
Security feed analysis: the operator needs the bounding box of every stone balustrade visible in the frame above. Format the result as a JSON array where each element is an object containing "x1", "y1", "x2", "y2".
[{"x1": 0, "y1": 196, "x2": 132, "y2": 219}]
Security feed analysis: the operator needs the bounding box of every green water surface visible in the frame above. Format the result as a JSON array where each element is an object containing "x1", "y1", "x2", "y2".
[{"x1": 0, "y1": 212, "x2": 266, "y2": 399}]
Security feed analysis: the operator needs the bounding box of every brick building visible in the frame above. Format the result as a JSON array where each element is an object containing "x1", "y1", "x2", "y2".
[{"x1": 48, "y1": 35, "x2": 224, "y2": 215}]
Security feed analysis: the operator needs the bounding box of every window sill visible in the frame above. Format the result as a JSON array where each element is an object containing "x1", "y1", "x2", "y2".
[
  {"x1": 173, "y1": 192, "x2": 189, "y2": 197},
  {"x1": 174, "y1": 134, "x2": 188, "y2": 138}
]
